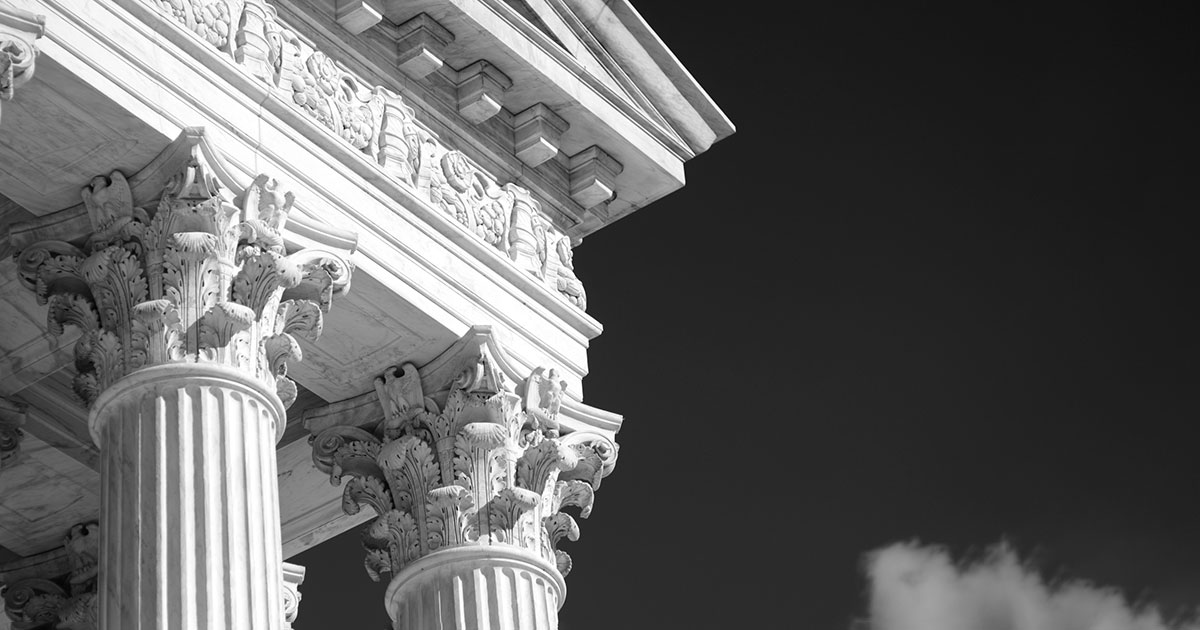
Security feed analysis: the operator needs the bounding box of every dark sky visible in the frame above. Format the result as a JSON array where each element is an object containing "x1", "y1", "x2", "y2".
[{"x1": 294, "y1": 1, "x2": 1200, "y2": 628}]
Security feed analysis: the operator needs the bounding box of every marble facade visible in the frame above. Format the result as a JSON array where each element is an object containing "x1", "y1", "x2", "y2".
[{"x1": 0, "y1": 0, "x2": 731, "y2": 628}]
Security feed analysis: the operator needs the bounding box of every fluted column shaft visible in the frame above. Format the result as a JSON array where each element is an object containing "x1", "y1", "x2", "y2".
[
  {"x1": 385, "y1": 546, "x2": 564, "y2": 630},
  {"x1": 92, "y1": 363, "x2": 284, "y2": 630}
]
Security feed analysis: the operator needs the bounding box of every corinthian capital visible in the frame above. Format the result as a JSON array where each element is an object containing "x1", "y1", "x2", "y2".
[
  {"x1": 307, "y1": 329, "x2": 619, "y2": 583},
  {"x1": 0, "y1": 4, "x2": 44, "y2": 125},
  {"x1": 9, "y1": 130, "x2": 355, "y2": 432}
]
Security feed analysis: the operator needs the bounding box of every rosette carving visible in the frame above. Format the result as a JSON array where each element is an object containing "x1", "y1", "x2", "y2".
[
  {"x1": 309, "y1": 349, "x2": 617, "y2": 582},
  {"x1": 13, "y1": 150, "x2": 352, "y2": 410}
]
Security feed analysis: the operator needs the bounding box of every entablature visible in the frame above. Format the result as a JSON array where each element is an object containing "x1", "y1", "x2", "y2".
[
  {"x1": 1, "y1": 0, "x2": 607, "y2": 395},
  {"x1": 281, "y1": 0, "x2": 717, "y2": 233}
]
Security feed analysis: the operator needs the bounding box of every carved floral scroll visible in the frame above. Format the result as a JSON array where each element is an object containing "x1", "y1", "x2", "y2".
[
  {"x1": 309, "y1": 345, "x2": 616, "y2": 582},
  {"x1": 13, "y1": 147, "x2": 352, "y2": 411}
]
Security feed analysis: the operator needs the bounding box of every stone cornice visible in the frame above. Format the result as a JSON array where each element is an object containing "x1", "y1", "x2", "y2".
[
  {"x1": 305, "y1": 326, "x2": 619, "y2": 584},
  {"x1": 563, "y1": 0, "x2": 736, "y2": 154}
]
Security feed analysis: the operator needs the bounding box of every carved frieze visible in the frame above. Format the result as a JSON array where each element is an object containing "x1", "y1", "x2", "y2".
[
  {"x1": 0, "y1": 4, "x2": 45, "y2": 126},
  {"x1": 12, "y1": 146, "x2": 352, "y2": 411},
  {"x1": 138, "y1": 0, "x2": 592, "y2": 309},
  {"x1": 308, "y1": 336, "x2": 617, "y2": 583}
]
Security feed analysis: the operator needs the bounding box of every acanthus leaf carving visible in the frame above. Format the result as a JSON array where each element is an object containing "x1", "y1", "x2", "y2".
[
  {"x1": 551, "y1": 479, "x2": 595, "y2": 520},
  {"x1": 543, "y1": 513, "x2": 578, "y2": 557},
  {"x1": 12, "y1": 147, "x2": 352, "y2": 411},
  {"x1": 306, "y1": 332, "x2": 618, "y2": 583}
]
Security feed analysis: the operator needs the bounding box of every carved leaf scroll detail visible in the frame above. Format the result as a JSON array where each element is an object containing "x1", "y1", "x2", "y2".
[
  {"x1": 14, "y1": 156, "x2": 352, "y2": 410},
  {"x1": 310, "y1": 355, "x2": 617, "y2": 582}
]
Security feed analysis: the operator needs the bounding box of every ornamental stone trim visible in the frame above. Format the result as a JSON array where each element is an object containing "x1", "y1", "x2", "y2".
[
  {"x1": 13, "y1": 145, "x2": 352, "y2": 418},
  {"x1": 138, "y1": 0, "x2": 593, "y2": 310},
  {"x1": 306, "y1": 330, "x2": 617, "y2": 590}
]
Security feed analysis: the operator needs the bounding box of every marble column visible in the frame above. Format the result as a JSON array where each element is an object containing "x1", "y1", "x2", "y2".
[
  {"x1": 384, "y1": 545, "x2": 564, "y2": 630},
  {"x1": 91, "y1": 364, "x2": 284, "y2": 629},
  {"x1": 308, "y1": 334, "x2": 617, "y2": 630},
  {"x1": 15, "y1": 147, "x2": 351, "y2": 629}
]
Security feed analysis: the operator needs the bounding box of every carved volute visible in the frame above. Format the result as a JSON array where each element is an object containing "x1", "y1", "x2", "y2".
[
  {"x1": 309, "y1": 338, "x2": 618, "y2": 583},
  {"x1": 11, "y1": 148, "x2": 352, "y2": 421}
]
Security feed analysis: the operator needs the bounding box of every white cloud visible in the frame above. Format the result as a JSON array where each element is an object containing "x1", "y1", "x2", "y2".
[{"x1": 863, "y1": 543, "x2": 1200, "y2": 630}]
